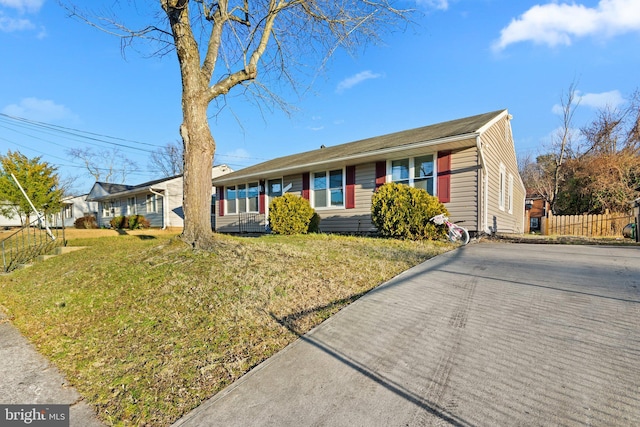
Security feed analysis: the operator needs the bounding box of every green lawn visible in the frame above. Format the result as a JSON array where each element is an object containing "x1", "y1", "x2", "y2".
[{"x1": 0, "y1": 232, "x2": 451, "y2": 426}]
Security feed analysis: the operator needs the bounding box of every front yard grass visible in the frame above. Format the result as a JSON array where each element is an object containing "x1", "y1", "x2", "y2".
[{"x1": 0, "y1": 232, "x2": 452, "y2": 426}]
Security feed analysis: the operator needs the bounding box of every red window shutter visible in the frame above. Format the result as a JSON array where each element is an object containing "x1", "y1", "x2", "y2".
[
  {"x1": 302, "y1": 172, "x2": 310, "y2": 200},
  {"x1": 218, "y1": 186, "x2": 225, "y2": 217},
  {"x1": 259, "y1": 180, "x2": 266, "y2": 214},
  {"x1": 346, "y1": 165, "x2": 356, "y2": 209},
  {"x1": 375, "y1": 161, "x2": 386, "y2": 189},
  {"x1": 437, "y1": 151, "x2": 451, "y2": 203}
]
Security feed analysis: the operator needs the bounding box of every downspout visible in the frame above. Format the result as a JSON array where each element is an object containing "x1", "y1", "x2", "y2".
[
  {"x1": 476, "y1": 136, "x2": 491, "y2": 235},
  {"x1": 149, "y1": 188, "x2": 167, "y2": 230}
]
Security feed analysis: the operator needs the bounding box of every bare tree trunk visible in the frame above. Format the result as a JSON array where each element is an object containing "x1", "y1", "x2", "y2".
[
  {"x1": 180, "y1": 100, "x2": 215, "y2": 247},
  {"x1": 164, "y1": 0, "x2": 217, "y2": 247}
]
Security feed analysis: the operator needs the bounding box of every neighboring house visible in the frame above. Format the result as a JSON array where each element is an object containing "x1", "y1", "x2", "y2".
[
  {"x1": 0, "y1": 201, "x2": 24, "y2": 228},
  {"x1": 524, "y1": 196, "x2": 550, "y2": 233},
  {"x1": 1, "y1": 195, "x2": 97, "y2": 228},
  {"x1": 56, "y1": 194, "x2": 98, "y2": 228},
  {"x1": 212, "y1": 110, "x2": 526, "y2": 236},
  {"x1": 87, "y1": 165, "x2": 232, "y2": 229}
]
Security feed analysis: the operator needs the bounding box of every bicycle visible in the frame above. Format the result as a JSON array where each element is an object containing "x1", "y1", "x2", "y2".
[{"x1": 430, "y1": 213, "x2": 470, "y2": 245}]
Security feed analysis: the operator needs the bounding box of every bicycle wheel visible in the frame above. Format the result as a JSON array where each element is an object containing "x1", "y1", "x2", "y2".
[{"x1": 449, "y1": 225, "x2": 470, "y2": 245}]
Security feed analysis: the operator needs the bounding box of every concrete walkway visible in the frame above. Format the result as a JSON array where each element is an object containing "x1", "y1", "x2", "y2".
[
  {"x1": 0, "y1": 310, "x2": 105, "y2": 427},
  {"x1": 173, "y1": 242, "x2": 640, "y2": 426}
]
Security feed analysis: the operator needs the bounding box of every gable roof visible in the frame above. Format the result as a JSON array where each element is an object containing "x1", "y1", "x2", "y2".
[
  {"x1": 214, "y1": 109, "x2": 507, "y2": 185},
  {"x1": 87, "y1": 175, "x2": 183, "y2": 201},
  {"x1": 86, "y1": 164, "x2": 233, "y2": 201}
]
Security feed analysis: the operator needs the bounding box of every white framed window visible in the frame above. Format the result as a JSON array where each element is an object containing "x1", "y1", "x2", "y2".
[
  {"x1": 312, "y1": 169, "x2": 344, "y2": 209},
  {"x1": 103, "y1": 201, "x2": 116, "y2": 217},
  {"x1": 388, "y1": 154, "x2": 435, "y2": 194},
  {"x1": 146, "y1": 194, "x2": 157, "y2": 214},
  {"x1": 127, "y1": 196, "x2": 137, "y2": 215},
  {"x1": 63, "y1": 204, "x2": 73, "y2": 220},
  {"x1": 226, "y1": 186, "x2": 237, "y2": 214},
  {"x1": 508, "y1": 174, "x2": 514, "y2": 214},
  {"x1": 226, "y1": 182, "x2": 260, "y2": 214},
  {"x1": 268, "y1": 179, "x2": 283, "y2": 198},
  {"x1": 499, "y1": 163, "x2": 506, "y2": 211}
]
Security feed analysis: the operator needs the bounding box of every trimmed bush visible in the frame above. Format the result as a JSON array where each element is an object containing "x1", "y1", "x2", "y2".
[
  {"x1": 109, "y1": 215, "x2": 151, "y2": 230},
  {"x1": 128, "y1": 214, "x2": 150, "y2": 230},
  {"x1": 268, "y1": 194, "x2": 317, "y2": 235},
  {"x1": 110, "y1": 216, "x2": 127, "y2": 229},
  {"x1": 371, "y1": 182, "x2": 449, "y2": 240},
  {"x1": 74, "y1": 215, "x2": 98, "y2": 229}
]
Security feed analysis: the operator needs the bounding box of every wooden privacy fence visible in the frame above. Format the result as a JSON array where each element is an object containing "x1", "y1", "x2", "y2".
[{"x1": 545, "y1": 212, "x2": 634, "y2": 237}]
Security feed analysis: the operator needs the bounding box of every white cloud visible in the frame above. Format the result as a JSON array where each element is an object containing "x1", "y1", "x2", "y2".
[
  {"x1": 493, "y1": 0, "x2": 640, "y2": 51},
  {"x1": 416, "y1": 0, "x2": 449, "y2": 11},
  {"x1": 0, "y1": 0, "x2": 45, "y2": 13},
  {"x1": 336, "y1": 70, "x2": 383, "y2": 94},
  {"x1": 552, "y1": 90, "x2": 626, "y2": 114},
  {"x1": 0, "y1": 13, "x2": 33, "y2": 31},
  {"x1": 2, "y1": 98, "x2": 79, "y2": 123}
]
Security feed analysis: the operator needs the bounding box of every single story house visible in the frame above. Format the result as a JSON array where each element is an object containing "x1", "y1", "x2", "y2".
[
  {"x1": 1, "y1": 195, "x2": 97, "y2": 229},
  {"x1": 87, "y1": 164, "x2": 232, "y2": 229},
  {"x1": 57, "y1": 194, "x2": 99, "y2": 228},
  {"x1": 212, "y1": 110, "x2": 526, "y2": 236}
]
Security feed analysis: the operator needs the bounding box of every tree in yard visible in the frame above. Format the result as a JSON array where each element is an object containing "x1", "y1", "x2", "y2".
[
  {"x1": 528, "y1": 89, "x2": 640, "y2": 215},
  {"x1": 0, "y1": 150, "x2": 64, "y2": 225},
  {"x1": 67, "y1": 146, "x2": 138, "y2": 184},
  {"x1": 65, "y1": 0, "x2": 411, "y2": 248},
  {"x1": 548, "y1": 81, "x2": 579, "y2": 214},
  {"x1": 149, "y1": 140, "x2": 184, "y2": 177}
]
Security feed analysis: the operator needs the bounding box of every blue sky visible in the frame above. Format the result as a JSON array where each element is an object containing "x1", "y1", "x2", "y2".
[{"x1": 1, "y1": 0, "x2": 639, "y2": 194}]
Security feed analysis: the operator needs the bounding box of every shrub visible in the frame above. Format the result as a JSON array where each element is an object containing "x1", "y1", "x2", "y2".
[
  {"x1": 74, "y1": 215, "x2": 98, "y2": 229},
  {"x1": 371, "y1": 182, "x2": 449, "y2": 240},
  {"x1": 308, "y1": 212, "x2": 321, "y2": 233},
  {"x1": 128, "y1": 214, "x2": 150, "y2": 230},
  {"x1": 268, "y1": 194, "x2": 316, "y2": 235},
  {"x1": 109, "y1": 215, "x2": 151, "y2": 230},
  {"x1": 110, "y1": 216, "x2": 127, "y2": 229}
]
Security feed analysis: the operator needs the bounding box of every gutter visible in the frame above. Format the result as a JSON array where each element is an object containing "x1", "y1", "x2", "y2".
[
  {"x1": 149, "y1": 188, "x2": 168, "y2": 230},
  {"x1": 476, "y1": 135, "x2": 491, "y2": 235}
]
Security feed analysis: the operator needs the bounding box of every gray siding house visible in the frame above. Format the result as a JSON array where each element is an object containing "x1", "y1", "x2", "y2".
[
  {"x1": 1, "y1": 195, "x2": 97, "y2": 228},
  {"x1": 87, "y1": 165, "x2": 232, "y2": 229},
  {"x1": 212, "y1": 110, "x2": 526, "y2": 236}
]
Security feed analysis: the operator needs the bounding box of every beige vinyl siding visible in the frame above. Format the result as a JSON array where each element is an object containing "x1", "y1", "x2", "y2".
[
  {"x1": 316, "y1": 163, "x2": 377, "y2": 233},
  {"x1": 481, "y1": 116, "x2": 525, "y2": 233},
  {"x1": 445, "y1": 146, "x2": 479, "y2": 232},
  {"x1": 215, "y1": 175, "x2": 303, "y2": 233}
]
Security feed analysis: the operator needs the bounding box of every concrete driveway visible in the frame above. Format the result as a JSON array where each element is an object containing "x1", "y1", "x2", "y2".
[{"x1": 174, "y1": 242, "x2": 640, "y2": 427}]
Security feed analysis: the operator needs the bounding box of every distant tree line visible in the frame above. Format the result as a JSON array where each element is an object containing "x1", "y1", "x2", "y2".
[{"x1": 520, "y1": 88, "x2": 640, "y2": 215}]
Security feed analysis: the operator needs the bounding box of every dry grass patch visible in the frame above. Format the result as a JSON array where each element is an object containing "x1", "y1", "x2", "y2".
[{"x1": 0, "y1": 232, "x2": 452, "y2": 426}]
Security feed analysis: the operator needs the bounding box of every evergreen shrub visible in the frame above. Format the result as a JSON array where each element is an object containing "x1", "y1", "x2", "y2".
[
  {"x1": 268, "y1": 194, "x2": 317, "y2": 235},
  {"x1": 74, "y1": 215, "x2": 98, "y2": 229},
  {"x1": 109, "y1": 215, "x2": 151, "y2": 230},
  {"x1": 371, "y1": 182, "x2": 449, "y2": 240}
]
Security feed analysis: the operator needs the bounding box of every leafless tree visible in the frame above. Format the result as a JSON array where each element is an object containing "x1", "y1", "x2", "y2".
[
  {"x1": 149, "y1": 141, "x2": 184, "y2": 177},
  {"x1": 548, "y1": 81, "x2": 579, "y2": 213},
  {"x1": 64, "y1": 0, "x2": 412, "y2": 248},
  {"x1": 67, "y1": 147, "x2": 138, "y2": 184}
]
